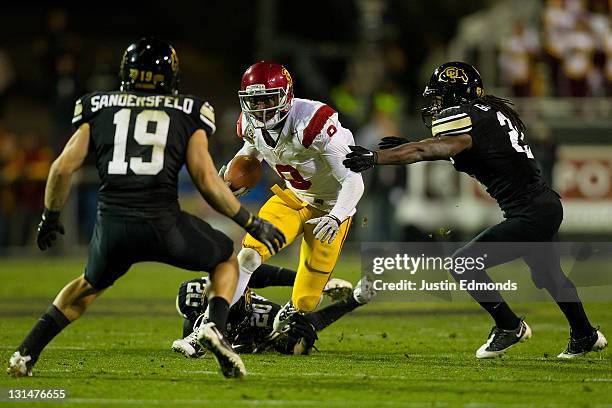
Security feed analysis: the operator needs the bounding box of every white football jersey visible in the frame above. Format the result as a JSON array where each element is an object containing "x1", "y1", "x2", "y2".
[{"x1": 236, "y1": 98, "x2": 358, "y2": 214}]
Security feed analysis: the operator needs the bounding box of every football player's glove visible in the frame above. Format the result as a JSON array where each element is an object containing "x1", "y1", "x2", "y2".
[
  {"x1": 219, "y1": 165, "x2": 248, "y2": 197},
  {"x1": 286, "y1": 314, "x2": 318, "y2": 355},
  {"x1": 245, "y1": 215, "x2": 286, "y2": 255},
  {"x1": 36, "y1": 209, "x2": 65, "y2": 251},
  {"x1": 343, "y1": 145, "x2": 378, "y2": 173},
  {"x1": 306, "y1": 214, "x2": 341, "y2": 244},
  {"x1": 378, "y1": 136, "x2": 410, "y2": 150}
]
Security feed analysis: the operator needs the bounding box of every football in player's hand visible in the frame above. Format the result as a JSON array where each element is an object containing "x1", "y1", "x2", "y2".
[{"x1": 225, "y1": 155, "x2": 262, "y2": 191}]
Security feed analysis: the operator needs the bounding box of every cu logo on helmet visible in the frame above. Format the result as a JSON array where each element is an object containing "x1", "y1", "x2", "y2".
[{"x1": 439, "y1": 67, "x2": 468, "y2": 84}]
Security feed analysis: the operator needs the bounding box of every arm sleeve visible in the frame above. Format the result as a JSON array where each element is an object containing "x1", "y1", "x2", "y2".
[
  {"x1": 430, "y1": 105, "x2": 472, "y2": 137},
  {"x1": 318, "y1": 121, "x2": 364, "y2": 221}
]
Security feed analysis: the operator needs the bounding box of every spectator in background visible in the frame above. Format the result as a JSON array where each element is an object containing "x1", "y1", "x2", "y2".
[
  {"x1": 355, "y1": 81, "x2": 406, "y2": 241},
  {"x1": 86, "y1": 46, "x2": 118, "y2": 92},
  {"x1": 542, "y1": 0, "x2": 575, "y2": 95},
  {"x1": 11, "y1": 130, "x2": 52, "y2": 246},
  {"x1": 498, "y1": 21, "x2": 540, "y2": 96},
  {"x1": 561, "y1": 18, "x2": 596, "y2": 97},
  {"x1": 329, "y1": 64, "x2": 369, "y2": 130},
  {"x1": 50, "y1": 52, "x2": 80, "y2": 154},
  {"x1": 0, "y1": 50, "x2": 14, "y2": 118},
  {"x1": 0, "y1": 125, "x2": 20, "y2": 247}
]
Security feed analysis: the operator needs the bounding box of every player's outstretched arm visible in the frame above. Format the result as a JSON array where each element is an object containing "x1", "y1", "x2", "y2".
[
  {"x1": 343, "y1": 134, "x2": 473, "y2": 172},
  {"x1": 37, "y1": 124, "x2": 91, "y2": 250},
  {"x1": 186, "y1": 130, "x2": 286, "y2": 254}
]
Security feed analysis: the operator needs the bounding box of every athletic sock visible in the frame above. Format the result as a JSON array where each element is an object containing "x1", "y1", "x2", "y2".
[
  {"x1": 18, "y1": 304, "x2": 70, "y2": 363},
  {"x1": 556, "y1": 302, "x2": 594, "y2": 338},
  {"x1": 542, "y1": 276, "x2": 595, "y2": 338},
  {"x1": 249, "y1": 264, "x2": 297, "y2": 288},
  {"x1": 207, "y1": 296, "x2": 229, "y2": 331},
  {"x1": 231, "y1": 249, "x2": 262, "y2": 306},
  {"x1": 305, "y1": 297, "x2": 360, "y2": 331},
  {"x1": 480, "y1": 301, "x2": 521, "y2": 330}
]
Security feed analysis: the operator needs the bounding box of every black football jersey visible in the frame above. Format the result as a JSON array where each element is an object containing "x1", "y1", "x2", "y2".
[
  {"x1": 431, "y1": 102, "x2": 548, "y2": 216},
  {"x1": 176, "y1": 277, "x2": 281, "y2": 352},
  {"x1": 72, "y1": 91, "x2": 216, "y2": 213}
]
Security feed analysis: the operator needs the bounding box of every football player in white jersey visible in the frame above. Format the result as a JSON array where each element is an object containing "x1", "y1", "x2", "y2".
[{"x1": 221, "y1": 61, "x2": 364, "y2": 333}]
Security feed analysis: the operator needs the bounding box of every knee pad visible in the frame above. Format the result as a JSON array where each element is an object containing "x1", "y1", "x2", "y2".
[
  {"x1": 237, "y1": 247, "x2": 262, "y2": 273},
  {"x1": 293, "y1": 295, "x2": 321, "y2": 313}
]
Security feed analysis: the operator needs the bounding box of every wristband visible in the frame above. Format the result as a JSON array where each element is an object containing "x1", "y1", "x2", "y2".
[
  {"x1": 231, "y1": 206, "x2": 253, "y2": 228},
  {"x1": 43, "y1": 208, "x2": 61, "y2": 222}
]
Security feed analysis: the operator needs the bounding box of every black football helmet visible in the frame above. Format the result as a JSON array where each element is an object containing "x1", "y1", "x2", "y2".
[
  {"x1": 421, "y1": 61, "x2": 483, "y2": 126},
  {"x1": 119, "y1": 37, "x2": 179, "y2": 94}
]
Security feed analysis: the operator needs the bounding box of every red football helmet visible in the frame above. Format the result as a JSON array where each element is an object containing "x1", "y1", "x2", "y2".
[{"x1": 239, "y1": 61, "x2": 294, "y2": 129}]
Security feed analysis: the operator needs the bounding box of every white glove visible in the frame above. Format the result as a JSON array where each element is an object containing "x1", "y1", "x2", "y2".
[
  {"x1": 218, "y1": 164, "x2": 249, "y2": 197},
  {"x1": 306, "y1": 214, "x2": 341, "y2": 244}
]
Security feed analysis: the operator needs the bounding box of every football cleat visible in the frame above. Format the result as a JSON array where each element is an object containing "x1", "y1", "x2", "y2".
[
  {"x1": 353, "y1": 276, "x2": 376, "y2": 305},
  {"x1": 557, "y1": 328, "x2": 607, "y2": 359},
  {"x1": 7, "y1": 351, "x2": 33, "y2": 377},
  {"x1": 172, "y1": 330, "x2": 206, "y2": 359},
  {"x1": 476, "y1": 319, "x2": 532, "y2": 359},
  {"x1": 272, "y1": 301, "x2": 300, "y2": 334},
  {"x1": 323, "y1": 278, "x2": 354, "y2": 302},
  {"x1": 196, "y1": 322, "x2": 246, "y2": 378}
]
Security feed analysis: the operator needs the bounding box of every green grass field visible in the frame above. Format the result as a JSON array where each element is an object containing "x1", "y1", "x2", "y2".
[{"x1": 0, "y1": 256, "x2": 610, "y2": 407}]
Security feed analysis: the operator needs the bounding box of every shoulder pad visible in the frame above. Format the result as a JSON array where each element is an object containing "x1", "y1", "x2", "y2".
[
  {"x1": 197, "y1": 100, "x2": 216, "y2": 135},
  {"x1": 71, "y1": 93, "x2": 98, "y2": 128},
  {"x1": 431, "y1": 105, "x2": 472, "y2": 137},
  {"x1": 301, "y1": 104, "x2": 337, "y2": 148}
]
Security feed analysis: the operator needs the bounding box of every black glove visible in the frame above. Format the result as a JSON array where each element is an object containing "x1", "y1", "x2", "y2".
[
  {"x1": 343, "y1": 145, "x2": 378, "y2": 173},
  {"x1": 378, "y1": 136, "x2": 410, "y2": 150},
  {"x1": 36, "y1": 208, "x2": 65, "y2": 251},
  {"x1": 286, "y1": 314, "x2": 318, "y2": 355},
  {"x1": 245, "y1": 215, "x2": 286, "y2": 255}
]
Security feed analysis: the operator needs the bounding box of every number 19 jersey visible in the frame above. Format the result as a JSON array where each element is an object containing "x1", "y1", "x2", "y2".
[
  {"x1": 431, "y1": 102, "x2": 549, "y2": 217},
  {"x1": 72, "y1": 91, "x2": 215, "y2": 213}
]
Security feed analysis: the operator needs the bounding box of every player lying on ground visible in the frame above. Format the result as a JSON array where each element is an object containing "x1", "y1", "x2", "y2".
[
  {"x1": 220, "y1": 61, "x2": 364, "y2": 334},
  {"x1": 7, "y1": 38, "x2": 285, "y2": 379},
  {"x1": 344, "y1": 61, "x2": 607, "y2": 359},
  {"x1": 172, "y1": 264, "x2": 375, "y2": 356}
]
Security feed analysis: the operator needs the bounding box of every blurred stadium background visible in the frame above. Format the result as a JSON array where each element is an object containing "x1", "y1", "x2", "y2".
[{"x1": 0, "y1": 0, "x2": 611, "y2": 256}]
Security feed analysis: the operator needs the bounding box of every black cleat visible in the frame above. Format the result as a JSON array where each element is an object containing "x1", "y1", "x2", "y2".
[
  {"x1": 476, "y1": 319, "x2": 532, "y2": 359},
  {"x1": 197, "y1": 322, "x2": 246, "y2": 378},
  {"x1": 557, "y1": 328, "x2": 607, "y2": 359}
]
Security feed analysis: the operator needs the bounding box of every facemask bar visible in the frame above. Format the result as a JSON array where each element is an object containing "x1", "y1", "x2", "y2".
[
  {"x1": 238, "y1": 87, "x2": 290, "y2": 130},
  {"x1": 421, "y1": 89, "x2": 442, "y2": 129}
]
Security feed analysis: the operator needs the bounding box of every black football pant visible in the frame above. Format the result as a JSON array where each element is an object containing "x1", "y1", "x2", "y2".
[
  {"x1": 450, "y1": 189, "x2": 593, "y2": 333},
  {"x1": 85, "y1": 209, "x2": 234, "y2": 290}
]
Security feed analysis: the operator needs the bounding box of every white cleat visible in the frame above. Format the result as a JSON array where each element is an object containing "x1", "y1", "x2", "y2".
[
  {"x1": 353, "y1": 276, "x2": 377, "y2": 304},
  {"x1": 172, "y1": 331, "x2": 206, "y2": 358},
  {"x1": 323, "y1": 278, "x2": 354, "y2": 302},
  {"x1": 476, "y1": 320, "x2": 532, "y2": 359},
  {"x1": 196, "y1": 322, "x2": 246, "y2": 378},
  {"x1": 7, "y1": 351, "x2": 33, "y2": 377},
  {"x1": 557, "y1": 329, "x2": 608, "y2": 359}
]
